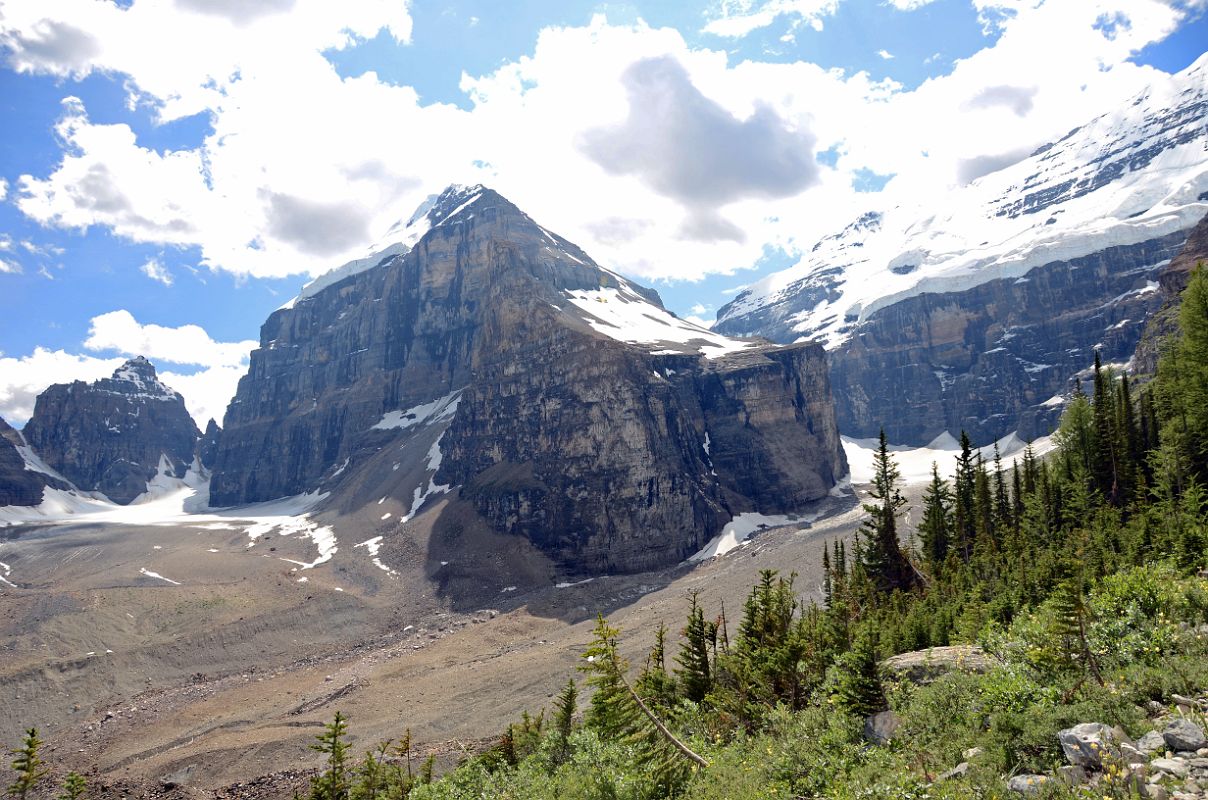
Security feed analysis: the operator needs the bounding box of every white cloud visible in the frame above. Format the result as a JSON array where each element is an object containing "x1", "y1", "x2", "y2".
[
  {"x1": 0, "y1": 0, "x2": 1198, "y2": 290},
  {"x1": 886, "y1": 0, "x2": 939, "y2": 9},
  {"x1": 0, "y1": 258, "x2": 22, "y2": 274},
  {"x1": 0, "y1": 311, "x2": 257, "y2": 428},
  {"x1": 877, "y1": 49, "x2": 894, "y2": 59},
  {"x1": 703, "y1": 0, "x2": 841, "y2": 38},
  {"x1": 140, "y1": 257, "x2": 173, "y2": 286},
  {"x1": 690, "y1": 302, "x2": 711, "y2": 315},
  {"x1": 0, "y1": 348, "x2": 124, "y2": 425},
  {"x1": 83, "y1": 309, "x2": 255, "y2": 369},
  {"x1": 0, "y1": 177, "x2": 7, "y2": 201}
]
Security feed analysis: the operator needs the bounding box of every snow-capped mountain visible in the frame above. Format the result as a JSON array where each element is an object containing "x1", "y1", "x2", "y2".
[
  {"x1": 20, "y1": 357, "x2": 202, "y2": 504},
  {"x1": 210, "y1": 184, "x2": 845, "y2": 575},
  {"x1": 716, "y1": 53, "x2": 1208, "y2": 446},
  {"x1": 718, "y1": 54, "x2": 1208, "y2": 348}
]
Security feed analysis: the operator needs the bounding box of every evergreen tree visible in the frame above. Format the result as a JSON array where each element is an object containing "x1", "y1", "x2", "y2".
[
  {"x1": 56, "y1": 772, "x2": 87, "y2": 800},
  {"x1": 309, "y1": 713, "x2": 350, "y2": 800},
  {"x1": 6, "y1": 728, "x2": 47, "y2": 800},
  {"x1": 859, "y1": 430, "x2": 913, "y2": 592},
  {"x1": 993, "y1": 443, "x2": 1012, "y2": 532},
  {"x1": 918, "y1": 462, "x2": 952, "y2": 567},
  {"x1": 831, "y1": 630, "x2": 884, "y2": 717},
  {"x1": 551, "y1": 678, "x2": 577, "y2": 766},
  {"x1": 953, "y1": 432, "x2": 977, "y2": 561},
  {"x1": 675, "y1": 593, "x2": 714, "y2": 703}
]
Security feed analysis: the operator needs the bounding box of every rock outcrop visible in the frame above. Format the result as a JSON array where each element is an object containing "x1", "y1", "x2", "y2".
[
  {"x1": 0, "y1": 417, "x2": 52, "y2": 506},
  {"x1": 22, "y1": 358, "x2": 201, "y2": 504},
  {"x1": 210, "y1": 185, "x2": 846, "y2": 574},
  {"x1": 1134, "y1": 211, "x2": 1208, "y2": 377}
]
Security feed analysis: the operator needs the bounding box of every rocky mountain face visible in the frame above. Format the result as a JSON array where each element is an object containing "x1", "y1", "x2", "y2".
[
  {"x1": 21, "y1": 357, "x2": 201, "y2": 504},
  {"x1": 716, "y1": 54, "x2": 1208, "y2": 445},
  {"x1": 1134, "y1": 211, "x2": 1208, "y2": 377},
  {"x1": 210, "y1": 185, "x2": 845, "y2": 574},
  {"x1": 0, "y1": 417, "x2": 60, "y2": 506}
]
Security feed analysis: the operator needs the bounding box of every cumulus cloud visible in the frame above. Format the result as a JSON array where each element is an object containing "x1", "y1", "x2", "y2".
[
  {"x1": 877, "y1": 49, "x2": 895, "y2": 60},
  {"x1": 0, "y1": 259, "x2": 22, "y2": 274},
  {"x1": 955, "y1": 147, "x2": 1035, "y2": 185},
  {"x1": 578, "y1": 56, "x2": 818, "y2": 241},
  {"x1": 83, "y1": 310, "x2": 256, "y2": 370},
  {"x1": 965, "y1": 84, "x2": 1039, "y2": 116},
  {"x1": 265, "y1": 193, "x2": 373, "y2": 257},
  {"x1": 1, "y1": 18, "x2": 103, "y2": 77},
  {"x1": 140, "y1": 257, "x2": 173, "y2": 286},
  {"x1": 887, "y1": 0, "x2": 939, "y2": 8},
  {"x1": 0, "y1": 348, "x2": 125, "y2": 425},
  {"x1": 0, "y1": 178, "x2": 7, "y2": 201},
  {"x1": 173, "y1": 0, "x2": 296, "y2": 25},
  {"x1": 0, "y1": 0, "x2": 1197, "y2": 288}
]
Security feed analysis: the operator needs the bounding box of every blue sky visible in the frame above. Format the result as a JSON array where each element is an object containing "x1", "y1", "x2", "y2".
[{"x1": 0, "y1": 0, "x2": 1205, "y2": 426}]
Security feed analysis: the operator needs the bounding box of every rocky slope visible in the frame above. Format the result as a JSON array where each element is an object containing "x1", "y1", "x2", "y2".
[
  {"x1": 21, "y1": 357, "x2": 201, "y2": 504},
  {"x1": 210, "y1": 185, "x2": 846, "y2": 574},
  {"x1": 0, "y1": 415, "x2": 72, "y2": 505},
  {"x1": 716, "y1": 54, "x2": 1208, "y2": 445}
]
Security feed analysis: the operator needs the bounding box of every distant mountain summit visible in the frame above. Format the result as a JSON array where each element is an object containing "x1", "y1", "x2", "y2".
[
  {"x1": 211, "y1": 184, "x2": 846, "y2": 575},
  {"x1": 717, "y1": 54, "x2": 1208, "y2": 445},
  {"x1": 21, "y1": 357, "x2": 201, "y2": 504}
]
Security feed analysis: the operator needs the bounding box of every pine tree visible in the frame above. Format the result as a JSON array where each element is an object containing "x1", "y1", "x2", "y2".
[
  {"x1": 1049, "y1": 567, "x2": 1104, "y2": 686},
  {"x1": 309, "y1": 712, "x2": 351, "y2": 800},
  {"x1": 993, "y1": 443, "x2": 1012, "y2": 532},
  {"x1": 822, "y1": 545, "x2": 834, "y2": 608},
  {"x1": 918, "y1": 462, "x2": 952, "y2": 567},
  {"x1": 551, "y1": 678, "x2": 577, "y2": 766},
  {"x1": 6, "y1": 729, "x2": 47, "y2": 800},
  {"x1": 675, "y1": 594, "x2": 713, "y2": 703},
  {"x1": 56, "y1": 772, "x2": 87, "y2": 800},
  {"x1": 832, "y1": 630, "x2": 885, "y2": 717},
  {"x1": 859, "y1": 430, "x2": 913, "y2": 592},
  {"x1": 953, "y1": 432, "x2": 977, "y2": 562}
]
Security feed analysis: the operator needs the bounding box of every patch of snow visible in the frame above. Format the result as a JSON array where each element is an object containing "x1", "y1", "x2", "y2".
[
  {"x1": 0, "y1": 560, "x2": 15, "y2": 588},
  {"x1": 500, "y1": 586, "x2": 516, "y2": 593},
  {"x1": 380, "y1": 513, "x2": 391, "y2": 521},
  {"x1": 400, "y1": 435, "x2": 454, "y2": 523},
  {"x1": 138, "y1": 568, "x2": 180, "y2": 585},
  {"x1": 555, "y1": 577, "x2": 594, "y2": 589},
  {"x1": 354, "y1": 535, "x2": 397, "y2": 576},
  {"x1": 372, "y1": 390, "x2": 461, "y2": 431},
  {"x1": 841, "y1": 431, "x2": 1057, "y2": 485},
  {"x1": 689, "y1": 512, "x2": 810, "y2": 563},
  {"x1": 562, "y1": 286, "x2": 762, "y2": 359}
]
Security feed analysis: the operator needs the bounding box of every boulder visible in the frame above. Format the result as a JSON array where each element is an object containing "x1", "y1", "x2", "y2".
[
  {"x1": 880, "y1": 645, "x2": 996, "y2": 684},
  {"x1": 1163, "y1": 720, "x2": 1207, "y2": 753},
  {"x1": 1007, "y1": 774, "x2": 1051, "y2": 794},
  {"x1": 863, "y1": 710, "x2": 900, "y2": 745},
  {"x1": 1151, "y1": 758, "x2": 1189, "y2": 779},
  {"x1": 1138, "y1": 731, "x2": 1168, "y2": 754},
  {"x1": 1058, "y1": 722, "x2": 1119, "y2": 769}
]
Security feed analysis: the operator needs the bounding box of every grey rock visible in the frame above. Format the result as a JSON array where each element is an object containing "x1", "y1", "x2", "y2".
[
  {"x1": 1122, "y1": 742, "x2": 1151, "y2": 764},
  {"x1": 209, "y1": 186, "x2": 846, "y2": 574},
  {"x1": 937, "y1": 763, "x2": 969, "y2": 782},
  {"x1": 1059, "y1": 722, "x2": 1119, "y2": 769},
  {"x1": 1143, "y1": 786, "x2": 1169, "y2": 800},
  {"x1": 881, "y1": 645, "x2": 996, "y2": 684},
  {"x1": 1007, "y1": 774, "x2": 1051, "y2": 794},
  {"x1": 1057, "y1": 765, "x2": 1088, "y2": 785},
  {"x1": 1165, "y1": 720, "x2": 1207, "y2": 752},
  {"x1": 22, "y1": 357, "x2": 200, "y2": 504},
  {"x1": 863, "y1": 710, "x2": 900, "y2": 745},
  {"x1": 964, "y1": 746, "x2": 985, "y2": 761},
  {"x1": 0, "y1": 416, "x2": 53, "y2": 506},
  {"x1": 1153, "y1": 758, "x2": 1190, "y2": 779},
  {"x1": 1139, "y1": 731, "x2": 1169, "y2": 753}
]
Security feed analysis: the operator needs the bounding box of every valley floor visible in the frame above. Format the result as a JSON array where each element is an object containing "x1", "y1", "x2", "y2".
[{"x1": 0, "y1": 479, "x2": 865, "y2": 797}]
